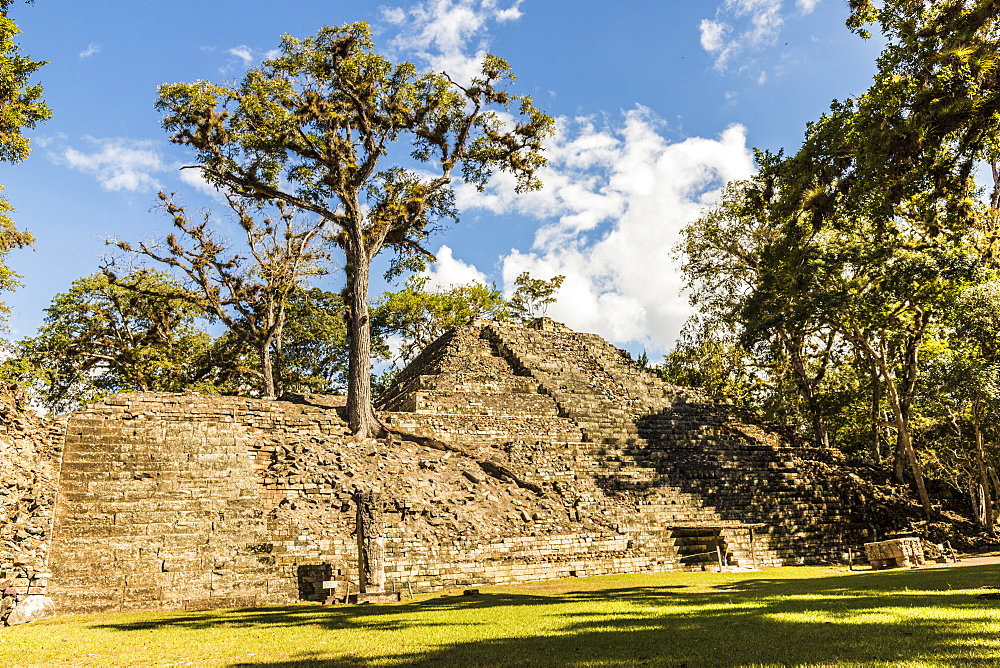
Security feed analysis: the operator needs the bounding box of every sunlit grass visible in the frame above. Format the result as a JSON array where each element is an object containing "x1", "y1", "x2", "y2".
[{"x1": 0, "y1": 564, "x2": 998, "y2": 666}]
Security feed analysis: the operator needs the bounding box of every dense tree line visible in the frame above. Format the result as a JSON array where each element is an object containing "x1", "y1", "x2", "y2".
[
  {"x1": 665, "y1": 0, "x2": 1000, "y2": 532},
  {"x1": 0, "y1": 263, "x2": 565, "y2": 413}
]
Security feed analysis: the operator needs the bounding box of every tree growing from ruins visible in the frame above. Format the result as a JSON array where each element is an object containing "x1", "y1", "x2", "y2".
[
  {"x1": 507, "y1": 272, "x2": 565, "y2": 322},
  {"x1": 109, "y1": 192, "x2": 330, "y2": 399},
  {"x1": 155, "y1": 23, "x2": 554, "y2": 437}
]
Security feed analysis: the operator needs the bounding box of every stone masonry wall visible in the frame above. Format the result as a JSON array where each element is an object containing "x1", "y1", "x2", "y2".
[
  {"x1": 48, "y1": 389, "x2": 679, "y2": 614},
  {"x1": 0, "y1": 392, "x2": 64, "y2": 626}
]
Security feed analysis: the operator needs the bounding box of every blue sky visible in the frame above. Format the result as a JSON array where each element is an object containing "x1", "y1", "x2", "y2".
[{"x1": 3, "y1": 0, "x2": 883, "y2": 356}]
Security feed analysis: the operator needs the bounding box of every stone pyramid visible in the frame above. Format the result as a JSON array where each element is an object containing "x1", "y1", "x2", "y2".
[{"x1": 42, "y1": 318, "x2": 869, "y2": 615}]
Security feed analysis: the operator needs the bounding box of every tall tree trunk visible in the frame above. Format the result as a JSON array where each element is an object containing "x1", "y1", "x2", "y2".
[
  {"x1": 260, "y1": 338, "x2": 275, "y2": 399},
  {"x1": 852, "y1": 326, "x2": 932, "y2": 518},
  {"x1": 884, "y1": 375, "x2": 933, "y2": 518},
  {"x1": 869, "y1": 365, "x2": 882, "y2": 464},
  {"x1": 990, "y1": 466, "x2": 1000, "y2": 519},
  {"x1": 344, "y1": 251, "x2": 378, "y2": 438},
  {"x1": 273, "y1": 310, "x2": 286, "y2": 398},
  {"x1": 354, "y1": 490, "x2": 385, "y2": 594},
  {"x1": 893, "y1": 329, "x2": 921, "y2": 484},
  {"x1": 972, "y1": 401, "x2": 995, "y2": 536},
  {"x1": 779, "y1": 328, "x2": 832, "y2": 449},
  {"x1": 893, "y1": 414, "x2": 909, "y2": 484}
]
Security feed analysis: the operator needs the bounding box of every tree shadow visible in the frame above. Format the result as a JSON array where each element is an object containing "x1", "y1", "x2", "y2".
[
  {"x1": 92, "y1": 592, "x2": 561, "y2": 634},
  {"x1": 89, "y1": 565, "x2": 1000, "y2": 666}
]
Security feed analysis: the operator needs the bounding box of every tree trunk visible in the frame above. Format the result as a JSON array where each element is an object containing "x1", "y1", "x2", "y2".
[
  {"x1": 893, "y1": 331, "x2": 921, "y2": 484},
  {"x1": 893, "y1": 423, "x2": 909, "y2": 484},
  {"x1": 972, "y1": 401, "x2": 995, "y2": 536},
  {"x1": 869, "y1": 366, "x2": 882, "y2": 464},
  {"x1": 353, "y1": 490, "x2": 385, "y2": 594},
  {"x1": 260, "y1": 338, "x2": 275, "y2": 399},
  {"x1": 273, "y1": 309, "x2": 286, "y2": 398},
  {"x1": 852, "y1": 326, "x2": 932, "y2": 518},
  {"x1": 990, "y1": 467, "x2": 1000, "y2": 525},
  {"x1": 344, "y1": 251, "x2": 378, "y2": 437},
  {"x1": 885, "y1": 380, "x2": 933, "y2": 518},
  {"x1": 780, "y1": 329, "x2": 831, "y2": 449}
]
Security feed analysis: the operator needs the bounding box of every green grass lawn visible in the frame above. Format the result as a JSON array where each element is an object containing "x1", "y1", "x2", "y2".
[{"x1": 1, "y1": 564, "x2": 998, "y2": 667}]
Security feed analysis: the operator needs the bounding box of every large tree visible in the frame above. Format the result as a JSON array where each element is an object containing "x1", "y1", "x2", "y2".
[
  {"x1": 675, "y1": 1, "x2": 1000, "y2": 519},
  {"x1": 155, "y1": 23, "x2": 553, "y2": 437}
]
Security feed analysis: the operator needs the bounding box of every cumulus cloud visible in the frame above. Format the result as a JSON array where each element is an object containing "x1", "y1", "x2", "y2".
[
  {"x1": 421, "y1": 244, "x2": 490, "y2": 290},
  {"x1": 79, "y1": 43, "x2": 101, "y2": 58},
  {"x1": 383, "y1": 0, "x2": 523, "y2": 82},
  {"x1": 700, "y1": 0, "x2": 802, "y2": 74},
  {"x1": 699, "y1": 20, "x2": 728, "y2": 52},
  {"x1": 59, "y1": 137, "x2": 168, "y2": 192},
  {"x1": 457, "y1": 107, "x2": 755, "y2": 353}
]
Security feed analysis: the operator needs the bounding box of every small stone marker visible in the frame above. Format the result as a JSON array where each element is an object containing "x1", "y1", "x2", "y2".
[{"x1": 863, "y1": 537, "x2": 925, "y2": 569}]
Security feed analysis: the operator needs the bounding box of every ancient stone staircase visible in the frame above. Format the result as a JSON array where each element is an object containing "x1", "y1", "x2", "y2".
[{"x1": 478, "y1": 318, "x2": 856, "y2": 565}]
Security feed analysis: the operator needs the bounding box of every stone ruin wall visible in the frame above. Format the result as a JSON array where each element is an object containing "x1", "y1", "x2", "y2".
[
  {"x1": 47, "y1": 392, "x2": 684, "y2": 615},
  {"x1": 0, "y1": 393, "x2": 65, "y2": 625},
  {"x1": 4, "y1": 318, "x2": 877, "y2": 619}
]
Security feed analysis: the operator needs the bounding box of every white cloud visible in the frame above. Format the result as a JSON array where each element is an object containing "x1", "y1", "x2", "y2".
[
  {"x1": 59, "y1": 137, "x2": 167, "y2": 192},
  {"x1": 796, "y1": 0, "x2": 820, "y2": 13},
  {"x1": 421, "y1": 244, "x2": 489, "y2": 289},
  {"x1": 220, "y1": 45, "x2": 278, "y2": 73},
  {"x1": 79, "y1": 43, "x2": 101, "y2": 59},
  {"x1": 384, "y1": 0, "x2": 523, "y2": 83},
  {"x1": 458, "y1": 107, "x2": 755, "y2": 354},
  {"x1": 699, "y1": 0, "x2": 789, "y2": 74},
  {"x1": 381, "y1": 6, "x2": 407, "y2": 24},
  {"x1": 227, "y1": 45, "x2": 254, "y2": 65},
  {"x1": 699, "y1": 19, "x2": 728, "y2": 52}
]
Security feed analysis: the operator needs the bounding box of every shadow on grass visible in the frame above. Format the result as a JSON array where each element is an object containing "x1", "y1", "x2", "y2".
[{"x1": 93, "y1": 565, "x2": 1000, "y2": 667}]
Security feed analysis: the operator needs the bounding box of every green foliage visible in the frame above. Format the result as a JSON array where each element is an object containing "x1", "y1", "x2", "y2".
[
  {"x1": 3, "y1": 270, "x2": 212, "y2": 413},
  {"x1": 277, "y1": 287, "x2": 353, "y2": 393},
  {"x1": 660, "y1": 316, "x2": 765, "y2": 407},
  {"x1": 674, "y1": 0, "x2": 1000, "y2": 519},
  {"x1": 796, "y1": 0, "x2": 1000, "y2": 243},
  {"x1": 0, "y1": 0, "x2": 48, "y2": 163},
  {"x1": 374, "y1": 275, "x2": 507, "y2": 364},
  {"x1": 184, "y1": 288, "x2": 353, "y2": 397},
  {"x1": 0, "y1": 0, "x2": 47, "y2": 328},
  {"x1": 508, "y1": 271, "x2": 564, "y2": 322},
  {"x1": 111, "y1": 193, "x2": 330, "y2": 398}
]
